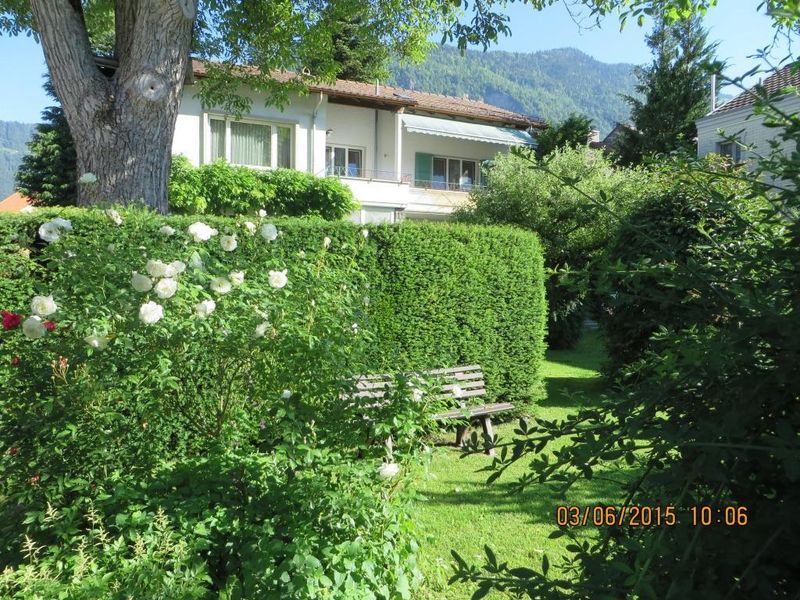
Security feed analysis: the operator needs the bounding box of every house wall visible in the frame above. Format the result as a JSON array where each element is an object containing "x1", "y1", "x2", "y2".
[
  {"x1": 401, "y1": 130, "x2": 507, "y2": 184},
  {"x1": 173, "y1": 84, "x2": 326, "y2": 173},
  {"x1": 697, "y1": 95, "x2": 800, "y2": 163}
]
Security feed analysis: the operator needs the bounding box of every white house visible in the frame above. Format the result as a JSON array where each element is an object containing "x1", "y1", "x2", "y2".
[
  {"x1": 172, "y1": 60, "x2": 544, "y2": 223},
  {"x1": 696, "y1": 65, "x2": 800, "y2": 166}
]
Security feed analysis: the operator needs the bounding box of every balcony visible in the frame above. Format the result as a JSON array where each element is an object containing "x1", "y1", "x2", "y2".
[{"x1": 324, "y1": 166, "x2": 412, "y2": 184}]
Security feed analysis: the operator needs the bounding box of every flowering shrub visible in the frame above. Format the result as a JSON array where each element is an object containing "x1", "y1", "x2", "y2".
[
  {"x1": 169, "y1": 156, "x2": 357, "y2": 219},
  {"x1": 0, "y1": 207, "x2": 424, "y2": 597}
]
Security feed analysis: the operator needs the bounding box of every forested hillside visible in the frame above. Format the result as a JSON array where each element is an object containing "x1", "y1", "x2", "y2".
[
  {"x1": 389, "y1": 46, "x2": 638, "y2": 135},
  {"x1": 0, "y1": 121, "x2": 35, "y2": 198}
]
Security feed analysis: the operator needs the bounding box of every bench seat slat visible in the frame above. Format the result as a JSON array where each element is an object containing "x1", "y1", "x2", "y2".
[{"x1": 432, "y1": 402, "x2": 514, "y2": 420}]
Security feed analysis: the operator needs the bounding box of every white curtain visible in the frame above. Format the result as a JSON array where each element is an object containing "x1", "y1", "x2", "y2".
[
  {"x1": 231, "y1": 121, "x2": 270, "y2": 167},
  {"x1": 210, "y1": 119, "x2": 226, "y2": 161}
]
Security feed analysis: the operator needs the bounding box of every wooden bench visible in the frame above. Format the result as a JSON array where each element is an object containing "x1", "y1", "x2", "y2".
[{"x1": 352, "y1": 364, "x2": 513, "y2": 456}]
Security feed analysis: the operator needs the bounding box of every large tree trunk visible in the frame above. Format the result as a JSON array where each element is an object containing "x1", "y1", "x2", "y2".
[{"x1": 30, "y1": 0, "x2": 196, "y2": 213}]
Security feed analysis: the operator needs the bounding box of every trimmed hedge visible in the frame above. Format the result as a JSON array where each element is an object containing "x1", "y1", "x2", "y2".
[
  {"x1": 168, "y1": 156, "x2": 357, "y2": 219},
  {"x1": 0, "y1": 208, "x2": 546, "y2": 408}
]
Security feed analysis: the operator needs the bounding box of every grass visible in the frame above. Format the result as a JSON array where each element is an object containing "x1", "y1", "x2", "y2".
[{"x1": 411, "y1": 330, "x2": 630, "y2": 599}]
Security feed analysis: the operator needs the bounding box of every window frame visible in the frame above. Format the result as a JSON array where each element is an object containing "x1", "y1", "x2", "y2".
[
  {"x1": 205, "y1": 114, "x2": 294, "y2": 170},
  {"x1": 326, "y1": 144, "x2": 366, "y2": 178},
  {"x1": 716, "y1": 140, "x2": 742, "y2": 162},
  {"x1": 429, "y1": 154, "x2": 480, "y2": 191}
]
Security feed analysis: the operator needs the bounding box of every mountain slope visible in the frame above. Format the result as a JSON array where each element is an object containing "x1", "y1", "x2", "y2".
[
  {"x1": 0, "y1": 121, "x2": 35, "y2": 198},
  {"x1": 389, "y1": 46, "x2": 637, "y2": 136}
]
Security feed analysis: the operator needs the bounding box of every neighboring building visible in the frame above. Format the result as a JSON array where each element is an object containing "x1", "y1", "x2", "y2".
[
  {"x1": 0, "y1": 192, "x2": 33, "y2": 213},
  {"x1": 696, "y1": 65, "x2": 800, "y2": 165},
  {"x1": 173, "y1": 60, "x2": 544, "y2": 223},
  {"x1": 589, "y1": 122, "x2": 635, "y2": 152}
]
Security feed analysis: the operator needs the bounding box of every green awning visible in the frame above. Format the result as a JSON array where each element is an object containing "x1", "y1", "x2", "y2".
[{"x1": 402, "y1": 114, "x2": 535, "y2": 146}]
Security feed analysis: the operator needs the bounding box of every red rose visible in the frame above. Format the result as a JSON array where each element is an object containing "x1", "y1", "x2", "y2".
[
  {"x1": 30, "y1": 475, "x2": 40, "y2": 485},
  {"x1": 1, "y1": 311, "x2": 22, "y2": 330},
  {"x1": 43, "y1": 321, "x2": 57, "y2": 331},
  {"x1": 10, "y1": 357, "x2": 20, "y2": 367},
  {"x1": 9, "y1": 447, "x2": 17, "y2": 456}
]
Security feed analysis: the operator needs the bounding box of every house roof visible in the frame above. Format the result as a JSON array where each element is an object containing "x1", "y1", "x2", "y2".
[
  {"x1": 190, "y1": 59, "x2": 545, "y2": 129},
  {"x1": 712, "y1": 63, "x2": 800, "y2": 115},
  {"x1": 0, "y1": 192, "x2": 33, "y2": 213}
]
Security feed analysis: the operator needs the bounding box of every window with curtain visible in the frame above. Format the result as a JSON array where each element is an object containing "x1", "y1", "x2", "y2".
[
  {"x1": 429, "y1": 156, "x2": 479, "y2": 191},
  {"x1": 326, "y1": 145, "x2": 364, "y2": 177},
  {"x1": 207, "y1": 117, "x2": 293, "y2": 169}
]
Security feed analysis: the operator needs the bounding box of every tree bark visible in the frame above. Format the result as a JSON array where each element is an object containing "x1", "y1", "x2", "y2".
[{"x1": 30, "y1": 0, "x2": 196, "y2": 213}]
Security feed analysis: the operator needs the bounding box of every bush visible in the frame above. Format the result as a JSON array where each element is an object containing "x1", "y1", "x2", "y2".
[
  {"x1": 0, "y1": 207, "x2": 545, "y2": 596},
  {"x1": 598, "y1": 159, "x2": 762, "y2": 372},
  {"x1": 169, "y1": 157, "x2": 357, "y2": 219},
  {"x1": 456, "y1": 146, "x2": 654, "y2": 349}
]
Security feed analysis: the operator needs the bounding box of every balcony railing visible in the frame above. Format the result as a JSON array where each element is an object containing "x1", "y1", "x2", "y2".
[
  {"x1": 412, "y1": 179, "x2": 484, "y2": 193},
  {"x1": 324, "y1": 166, "x2": 412, "y2": 183}
]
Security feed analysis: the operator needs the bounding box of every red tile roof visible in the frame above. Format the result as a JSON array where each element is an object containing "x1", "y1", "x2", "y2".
[
  {"x1": 190, "y1": 59, "x2": 544, "y2": 129},
  {"x1": 713, "y1": 63, "x2": 800, "y2": 114},
  {"x1": 0, "y1": 192, "x2": 33, "y2": 213}
]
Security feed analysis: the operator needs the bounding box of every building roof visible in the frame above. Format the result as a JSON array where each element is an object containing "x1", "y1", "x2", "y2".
[
  {"x1": 190, "y1": 59, "x2": 545, "y2": 130},
  {"x1": 0, "y1": 192, "x2": 33, "y2": 213},
  {"x1": 712, "y1": 63, "x2": 800, "y2": 115}
]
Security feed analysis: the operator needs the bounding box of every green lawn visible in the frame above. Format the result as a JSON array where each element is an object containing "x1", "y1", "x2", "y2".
[{"x1": 412, "y1": 330, "x2": 629, "y2": 599}]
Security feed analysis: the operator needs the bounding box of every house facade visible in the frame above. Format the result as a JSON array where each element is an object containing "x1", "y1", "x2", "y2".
[
  {"x1": 696, "y1": 65, "x2": 800, "y2": 166},
  {"x1": 172, "y1": 61, "x2": 544, "y2": 223}
]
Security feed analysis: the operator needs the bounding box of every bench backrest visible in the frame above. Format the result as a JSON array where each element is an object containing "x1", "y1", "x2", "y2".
[{"x1": 352, "y1": 364, "x2": 486, "y2": 405}]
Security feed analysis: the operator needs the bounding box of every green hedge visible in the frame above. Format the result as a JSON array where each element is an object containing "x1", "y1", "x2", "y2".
[
  {"x1": 0, "y1": 208, "x2": 546, "y2": 407},
  {"x1": 169, "y1": 156, "x2": 357, "y2": 219}
]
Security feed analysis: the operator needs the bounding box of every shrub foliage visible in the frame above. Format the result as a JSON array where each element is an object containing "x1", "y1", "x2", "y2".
[
  {"x1": 0, "y1": 208, "x2": 545, "y2": 597},
  {"x1": 456, "y1": 146, "x2": 652, "y2": 349},
  {"x1": 169, "y1": 156, "x2": 357, "y2": 219}
]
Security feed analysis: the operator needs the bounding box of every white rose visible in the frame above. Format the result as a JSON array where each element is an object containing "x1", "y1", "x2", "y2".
[
  {"x1": 131, "y1": 272, "x2": 153, "y2": 293},
  {"x1": 377, "y1": 462, "x2": 400, "y2": 479},
  {"x1": 22, "y1": 316, "x2": 46, "y2": 339},
  {"x1": 84, "y1": 334, "x2": 109, "y2": 349},
  {"x1": 411, "y1": 388, "x2": 424, "y2": 402},
  {"x1": 268, "y1": 269, "x2": 288, "y2": 289},
  {"x1": 78, "y1": 172, "x2": 97, "y2": 184},
  {"x1": 260, "y1": 223, "x2": 278, "y2": 241},
  {"x1": 220, "y1": 235, "x2": 238, "y2": 252},
  {"x1": 38, "y1": 218, "x2": 72, "y2": 243},
  {"x1": 106, "y1": 208, "x2": 123, "y2": 225},
  {"x1": 281, "y1": 389, "x2": 292, "y2": 399},
  {"x1": 145, "y1": 259, "x2": 170, "y2": 278},
  {"x1": 154, "y1": 277, "x2": 178, "y2": 299},
  {"x1": 363, "y1": 296, "x2": 370, "y2": 306},
  {"x1": 452, "y1": 384, "x2": 463, "y2": 398},
  {"x1": 243, "y1": 221, "x2": 256, "y2": 235},
  {"x1": 187, "y1": 222, "x2": 218, "y2": 242},
  {"x1": 138, "y1": 301, "x2": 164, "y2": 325},
  {"x1": 159, "y1": 225, "x2": 176, "y2": 236},
  {"x1": 169, "y1": 260, "x2": 186, "y2": 275},
  {"x1": 298, "y1": 250, "x2": 306, "y2": 259},
  {"x1": 361, "y1": 229, "x2": 369, "y2": 238},
  {"x1": 323, "y1": 236, "x2": 331, "y2": 249},
  {"x1": 210, "y1": 277, "x2": 232, "y2": 294},
  {"x1": 254, "y1": 321, "x2": 270, "y2": 338},
  {"x1": 229, "y1": 271, "x2": 245, "y2": 285},
  {"x1": 189, "y1": 252, "x2": 204, "y2": 270},
  {"x1": 195, "y1": 299, "x2": 216, "y2": 318},
  {"x1": 352, "y1": 322, "x2": 359, "y2": 334},
  {"x1": 30, "y1": 295, "x2": 57, "y2": 317},
  {"x1": 20, "y1": 205, "x2": 35, "y2": 214},
  {"x1": 258, "y1": 209, "x2": 267, "y2": 218}
]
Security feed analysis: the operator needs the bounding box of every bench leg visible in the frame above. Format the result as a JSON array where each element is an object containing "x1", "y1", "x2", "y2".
[
  {"x1": 480, "y1": 416, "x2": 495, "y2": 456},
  {"x1": 455, "y1": 425, "x2": 469, "y2": 447}
]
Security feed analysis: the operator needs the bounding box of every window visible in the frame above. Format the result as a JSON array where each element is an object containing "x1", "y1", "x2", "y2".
[
  {"x1": 208, "y1": 117, "x2": 292, "y2": 169},
  {"x1": 426, "y1": 156, "x2": 478, "y2": 191},
  {"x1": 326, "y1": 146, "x2": 364, "y2": 178},
  {"x1": 716, "y1": 141, "x2": 741, "y2": 162}
]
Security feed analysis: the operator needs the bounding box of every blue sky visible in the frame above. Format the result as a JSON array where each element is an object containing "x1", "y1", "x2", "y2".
[{"x1": 0, "y1": 2, "x2": 788, "y2": 123}]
